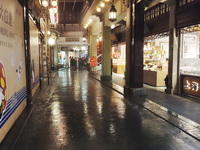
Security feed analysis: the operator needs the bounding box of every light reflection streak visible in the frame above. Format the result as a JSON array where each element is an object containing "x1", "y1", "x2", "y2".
[
  {"x1": 83, "y1": 103, "x2": 96, "y2": 138},
  {"x1": 109, "y1": 123, "x2": 116, "y2": 134},
  {"x1": 83, "y1": 103, "x2": 88, "y2": 114},
  {"x1": 58, "y1": 70, "x2": 67, "y2": 78},
  {"x1": 85, "y1": 119, "x2": 96, "y2": 138},
  {"x1": 51, "y1": 102, "x2": 68, "y2": 145},
  {"x1": 96, "y1": 101, "x2": 102, "y2": 115},
  {"x1": 111, "y1": 98, "x2": 125, "y2": 119}
]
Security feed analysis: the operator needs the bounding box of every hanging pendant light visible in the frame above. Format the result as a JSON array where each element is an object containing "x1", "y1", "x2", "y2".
[
  {"x1": 52, "y1": 0, "x2": 57, "y2": 6},
  {"x1": 42, "y1": 0, "x2": 49, "y2": 7},
  {"x1": 109, "y1": 0, "x2": 117, "y2": 22}
]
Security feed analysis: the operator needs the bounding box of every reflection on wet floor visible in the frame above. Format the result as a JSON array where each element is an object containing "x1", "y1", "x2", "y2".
[{"x1": 7, "y1": 70, "x2": 200, "y2": 150}]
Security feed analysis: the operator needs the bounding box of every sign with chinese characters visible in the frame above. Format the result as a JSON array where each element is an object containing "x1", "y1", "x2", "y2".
[
  {"x1": 0, "y1": 0, "x2": 26, "y2": 142},
  {"x1": 65, "y1": 38, "x2": 80, "y2": 42},
  {"x1": 182, "y1": 75, "x2": 200, "y2": 97}
]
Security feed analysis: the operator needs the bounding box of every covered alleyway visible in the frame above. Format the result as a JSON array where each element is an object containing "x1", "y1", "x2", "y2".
[{"x1": 0, "y1": 69, "x2": 199, "y2": 150}]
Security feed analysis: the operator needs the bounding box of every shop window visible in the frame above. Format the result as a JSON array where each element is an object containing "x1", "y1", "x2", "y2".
[
  {"x1": 143, "y1": 36, "x2": 169, "y2": 87},
  {"x1": 180, "y1": 31, "x2": 200, "y2": 75},
  {"x1": 143, "y1": 36, "x2": 169, "y2": 72}
]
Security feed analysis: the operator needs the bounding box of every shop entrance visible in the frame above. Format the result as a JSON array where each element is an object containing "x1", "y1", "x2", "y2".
[
  {"x1": 111, "y1": 43, "x2": 126, "y2": 77},
  {"x1": 143, "y1": 35, "x2": 169, "y2": 87}
]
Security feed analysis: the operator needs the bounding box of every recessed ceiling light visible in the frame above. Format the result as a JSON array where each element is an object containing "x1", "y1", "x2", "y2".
[
  {"x1": 96, "y1": 7, "x2": 101, "y2": 12},
  {"x1": 100, "y1": 2, "x2": 105, "y2": 8}
]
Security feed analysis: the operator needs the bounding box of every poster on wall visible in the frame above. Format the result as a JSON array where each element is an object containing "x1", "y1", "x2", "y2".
[
  {"x1": 0, "y1": 62, "x2": 6, "y2": 119},
  {"x1": 0, "y1": 0, "x2": 26, "y2": 129},
  {"x1": 183, "y1": 34, "x2": 198, "y2": 58}
]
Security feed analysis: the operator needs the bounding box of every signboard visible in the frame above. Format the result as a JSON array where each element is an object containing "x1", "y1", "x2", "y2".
[
  {"x1": 0, "y1": 0, "x2": 26, "y2": 142},
  {"x1": 90, "y1": 56, "x2": 97, "y2": 67},
  {"x1": 181, "y1": 75, "x2": 200, "y2": 97},
  {"x1": 65, "y1": 38, "x2": 80, "y2": 42}
]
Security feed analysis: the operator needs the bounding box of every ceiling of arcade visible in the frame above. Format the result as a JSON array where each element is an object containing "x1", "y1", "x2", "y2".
[{"x1": 27, "y1": 0, "x2": 172, "y2": 48}]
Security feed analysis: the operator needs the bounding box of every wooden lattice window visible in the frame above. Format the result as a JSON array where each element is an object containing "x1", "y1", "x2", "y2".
[
  {"x1": 150, "y1": 9, "x2": 155, "y2": 19},
  {"x1": 179, "y1": 0, "x2": 194, "y2": 6},
  {"x1": 160, "y1": 4, "x2": 166, "y2": 14},
  {"x1": 155, "y1": 7, "x2": 159, "y2": 17}
]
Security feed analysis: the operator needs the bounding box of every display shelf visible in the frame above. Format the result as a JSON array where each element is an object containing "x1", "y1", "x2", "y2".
[{"x1": 143, "y1": 49, "x2": 168, "y2": 71}]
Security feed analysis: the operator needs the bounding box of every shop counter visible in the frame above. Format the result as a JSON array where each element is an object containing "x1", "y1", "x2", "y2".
[
  {"x1": 113, "y1": 65, "x2": 125, "y2": 74},
  {"x1": 143, "y1": 70, "x2": 167, "y2": 87}
]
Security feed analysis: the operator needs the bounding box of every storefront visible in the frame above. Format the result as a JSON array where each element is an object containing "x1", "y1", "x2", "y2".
[
  {"x1": 143, "y1": 33, "x2": 169, "y2": 86},
  {"x1": 111, "y1": 43, "x2": 126, "y2": 75},
  {"x1": 175, "y1": 0, "x2": 200, "y2": 98},
  {"x1": 179, "y1": 25, "x2": 200, "y2": 98},
  {"x1": 111, "y1": 25, "x2": 126, "y2": 76},
  {"x1": 58, "y1": 51, "x2": 67, "y2": 68}
]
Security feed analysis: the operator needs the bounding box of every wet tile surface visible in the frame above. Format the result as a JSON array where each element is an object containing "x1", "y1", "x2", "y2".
[
  {"x1": 1, "y1": 70, "x2": 200, "y2": 150},
  {"x1": 99, "y1": 72, "x2": 200, "y2": 125}
]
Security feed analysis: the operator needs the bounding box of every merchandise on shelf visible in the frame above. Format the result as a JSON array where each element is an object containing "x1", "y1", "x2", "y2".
[{"x1": 143, "y1": 40, "x2": 168, "y2": 71}]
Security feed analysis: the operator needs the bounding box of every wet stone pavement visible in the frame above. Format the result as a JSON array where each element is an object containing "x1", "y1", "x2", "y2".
[{"x1": 2, "y1": 69, "x2": 200, "y2": 150}]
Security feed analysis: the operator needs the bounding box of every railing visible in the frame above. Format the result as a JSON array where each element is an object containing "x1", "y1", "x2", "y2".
[{"x1": 97, "y1": 54, "x2": 102, "y2": 66}]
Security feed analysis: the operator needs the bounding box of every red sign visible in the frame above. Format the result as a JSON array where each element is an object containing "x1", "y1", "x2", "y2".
[{"x1": 90, "y1": 56, "x2": 97, "y2": 67}]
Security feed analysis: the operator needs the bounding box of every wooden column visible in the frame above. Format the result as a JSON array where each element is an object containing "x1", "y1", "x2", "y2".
[
  {"x1": 24, "y1": 0, "x2": 32, "y2": 105},
  {"x1": 124, "y1": 1, "x2": 146, "y2": 97},
  {"x1": 166, "y1": 2, "x2": 179, "y2": 94}
]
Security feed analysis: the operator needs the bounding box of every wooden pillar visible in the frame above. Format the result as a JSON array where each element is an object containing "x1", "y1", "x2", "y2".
[
  {"x1": 124, "y1": 1, "x2": 146, "y2": 97},
  {"x1": 101, "y1": 26, "x2": 112, "y2": 81},
  {"x1": 166, "y1": 2, "x2": 179, "y2": 94},
  {"x1": 24, "y1": 0, "x2": 32, "y2": 105}
]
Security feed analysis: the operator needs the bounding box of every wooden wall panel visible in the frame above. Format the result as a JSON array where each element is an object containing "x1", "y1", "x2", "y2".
[
  {"x1": 176, "y1": 2, "x2": 200, "y2": 29},
  {"x1": 145, "y1": 13, "x2": 169, "y2": 36}
]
